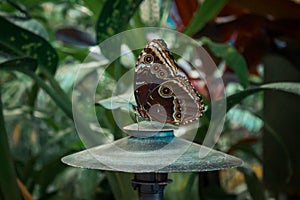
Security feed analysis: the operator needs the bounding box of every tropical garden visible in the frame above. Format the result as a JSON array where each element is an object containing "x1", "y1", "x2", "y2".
[{"x1": 0, "y1": 0, "x2": 300, "y2": 199}]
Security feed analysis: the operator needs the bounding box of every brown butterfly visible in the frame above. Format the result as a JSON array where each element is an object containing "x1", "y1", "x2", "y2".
[{"x1": 133, "y1": 39, "x2": 204, "y2": 125}]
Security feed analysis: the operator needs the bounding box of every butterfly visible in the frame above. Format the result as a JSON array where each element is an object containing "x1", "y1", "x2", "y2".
[{"x1": 133, "y1": 39, "x2": 204, "y2": 125}]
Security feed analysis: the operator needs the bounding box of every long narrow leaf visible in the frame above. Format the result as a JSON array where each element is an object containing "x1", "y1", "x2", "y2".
[
  {"x1": 238, "y1": 166, "x2": 266, "y2": 200},
  {"x1": 227, "y1": 82, "x2": 300, "y2": 111},
  {"x1": 200, "y1": 37, "x2": 249, "y2": 88},
  {"x1": 204, "y1": 82, "x2": 300, "y2": 120},
  {"x1": 184, "y1": 0, "x2": 228, "y2": 36}
]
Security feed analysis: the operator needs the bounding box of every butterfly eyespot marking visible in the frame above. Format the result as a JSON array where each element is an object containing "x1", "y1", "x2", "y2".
[
  {"x1": 174, "y1": 112, "x2": 182, "y2": 120},
  {"x1": 151, "y1": 64, "x2": 160, "y2": 72},
  {"x1": 159, "y1": 85, "x2": 172, "y2": 98},
  {"x1": 157, "y1": 70, "x2": 167, "y2": 78},
  {"x1": 163, "y1": 87, "x2": 170, "y2": 94},
  {"x1": 144, "y1": 54, "x2": 154, "y2": 64}
]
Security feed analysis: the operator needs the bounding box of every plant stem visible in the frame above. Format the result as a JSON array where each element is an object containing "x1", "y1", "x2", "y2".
[
  {"x1": 0, "y1": 88, "x2": 22, "y2": 200},
  {"x1": 42, "y1": 70, "x2": 72, "y2": 103},
  {"x1": 20, "y1": 69, "x2": 73, "y2": 120}
]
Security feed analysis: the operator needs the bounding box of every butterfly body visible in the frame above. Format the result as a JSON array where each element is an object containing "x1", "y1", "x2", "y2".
[{"x1": 134, "y1": 39, "x2": 204, "y2": 125}]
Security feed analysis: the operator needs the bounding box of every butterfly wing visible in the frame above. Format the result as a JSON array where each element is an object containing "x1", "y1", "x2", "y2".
[
  {"x1": 134, "y1": 39, "x2": 204, "y2": 124},
  {"x1": 140, "y1": 79, "x2": 203, "y2": 124}
]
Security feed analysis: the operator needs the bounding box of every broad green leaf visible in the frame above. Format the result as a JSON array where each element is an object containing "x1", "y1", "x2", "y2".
[
  {"x1": 184, "y1": 0, "x2": 228, "y2": 36},
  {"x1": 238, "y1": 166, "x2": 266, "y2": 200},
  {"x1": 0, "y1": 57, "x2": 37, "y2": 72},
  {"x1": 200, "y1": 37, "x2": 249, "y2": 88},
  {"x1": 0, "y1": 16, "x2": 58, "y2": 74},
  {"x1": 96, "y1": 0, "x2": 143, "y2": 43},
  {"x1": 105, "y1": 172, "x2": 138, "y2": 200},
  {"x1": 11, "y1": 18, "x2": 49, "y2": 40},
  {"x1": 227, "y1": 82, "x2": 300, "y2": 111},
  {"x1": 0, "y1": 0, "x2": 28, "y2": 14}
]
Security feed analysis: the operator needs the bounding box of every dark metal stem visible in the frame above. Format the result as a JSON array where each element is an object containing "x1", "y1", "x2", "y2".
[{"x1": 132, "y1": 173, "x2": 172, "y2": 200}]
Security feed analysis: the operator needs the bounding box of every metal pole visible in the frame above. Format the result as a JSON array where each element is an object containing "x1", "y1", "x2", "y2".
[{"x1": 132, "y1": 173, "x2": 172, "y2": 200}]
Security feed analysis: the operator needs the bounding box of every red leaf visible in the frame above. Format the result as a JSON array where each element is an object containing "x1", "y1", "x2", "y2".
[
  {"x1": 228, "y1": 0, "x2": 300, "y2": 20},
  {"x1": 172, "y1": 0, "x2": 198, "y2": 30}
]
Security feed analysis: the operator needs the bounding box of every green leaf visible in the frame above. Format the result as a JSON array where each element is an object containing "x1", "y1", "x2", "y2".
[
  {"x1": 0, "y1": 16, "x2": 58, "y2": 74},
  {"x1": 205, "y1": 82, "x2": 300, "y2": 121},
  {"x1": 238, "y1": 166, "x2": 266, "y2": 200},
  {"x1": 200, "y1": 37, "x2": 249, "y2": 88},
  {"x1": 96, "y1": 93, "x2": 135, "y2": 110},
  {"x1": 227, "y1": 82, "x2": 300, "y2": 111},
  {"x1": 0, "y1": 57, "x2": 37, "y2": 72},
  {"x1": 184, "y1": 0, "x2": 228, "y2": 36},
  {"x1": 75, "y1": 169, "x2": 100, "y2": 199},
  {"x1": 231, "y1": 142, "x2": 262, "y2": 163},
  {"x1": 84, "y1": 0, "x2": 106, "y2": 20},
  {"x1": 105, "y1": 172, "x2": 138, "y2": 200},
  {"x1": 261, "y1": 82, "x2": 300, "y2": 94},
  {"x1": 11, "y1": 18, "x2": 49, "y2": 40},
  {"x1": 35, "y1": 150, "x2": 74, "y2": 196},
  {"x1": 0, "y1": 58, "x2": 97, "y2": 148},
  {"x1": 0, "y1": 90, "x2": 22, "y2": 200},
  {"x1": 96, "y1": 0, "x2": 143, "y2": 43},
  {"x1": 165, "y1": 173, "x2": 198, "y2": 200},
  {"x1": 0, "y1": 61, "x2": 73, "y2": 119}
]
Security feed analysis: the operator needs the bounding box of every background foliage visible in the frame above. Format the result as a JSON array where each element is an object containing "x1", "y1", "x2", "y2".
[{"x1": 0, "y1": 0, "x2": 300, "y2": 199}]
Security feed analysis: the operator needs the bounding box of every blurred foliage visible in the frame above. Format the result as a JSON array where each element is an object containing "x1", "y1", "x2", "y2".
[{"x1": 0, "y1": 0, "x2": 300, "y2": 200}]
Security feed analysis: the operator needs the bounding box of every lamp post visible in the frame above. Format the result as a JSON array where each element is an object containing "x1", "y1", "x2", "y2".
[{"x1": 62, "y1": 123, "x2": 243, "y2": 199}]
